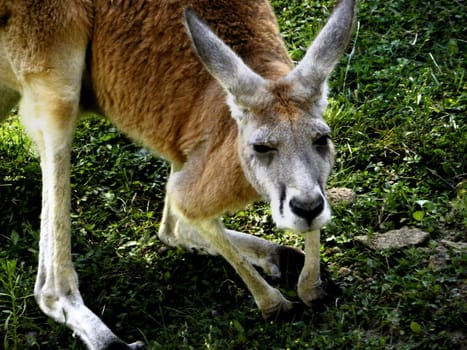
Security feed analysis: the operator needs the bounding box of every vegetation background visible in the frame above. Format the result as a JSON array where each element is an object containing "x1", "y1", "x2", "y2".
[{"x1": 0, "y1": 0, "x2": 465, "y2": 348}]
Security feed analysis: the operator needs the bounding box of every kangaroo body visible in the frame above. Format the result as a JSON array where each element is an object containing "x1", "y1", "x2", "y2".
[{"x1": 0, "y1": 0, "x2": 355, "y2": 348}]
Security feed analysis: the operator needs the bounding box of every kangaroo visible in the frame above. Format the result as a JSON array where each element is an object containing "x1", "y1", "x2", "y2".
[{"x1": 0, "y1": 0, "x2": 355, "y2": 348}]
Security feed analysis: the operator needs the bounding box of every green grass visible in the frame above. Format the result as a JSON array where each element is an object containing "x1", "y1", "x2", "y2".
[{"x1": 0, "y1": 0, "x2": 465, "y2": 348}]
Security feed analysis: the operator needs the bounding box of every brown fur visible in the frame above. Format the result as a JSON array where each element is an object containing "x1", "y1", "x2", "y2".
[
  {"x1": 86, "y1": 0, "x2": 293, "y2": 218},
  {"x1": 0, "y1": 0, "x2": 91, "y2": 79},
  {"x1": 0, "y1": 0, "x2": 297, "y2": 219}
]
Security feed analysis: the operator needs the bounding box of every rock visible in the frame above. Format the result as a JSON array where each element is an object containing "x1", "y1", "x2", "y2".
[
  {"x1": 327, "y1": 187, "x2": 356, "y2": 205},
  {"x1": 428, "y1": 239, "x2": 466, "y2": 271},
  {"x1": 440, "y1": 239, "x2": 467, "y2": 251},
  {"x1": 354, "y1": 227, "x2": 430, "y2": 250},
  {"x1": 429, "y1": 244, "x2": 450, "y2": 271},
  {"x1": 337, "y1": 267, "x2": 352, "y2": 277}
]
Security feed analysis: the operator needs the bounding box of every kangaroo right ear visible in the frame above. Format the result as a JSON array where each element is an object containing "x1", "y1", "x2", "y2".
[
  {"x1": 286, "y1": 0, "x2": 356, "y2": 90},
  {"x1": 184, "y1": 8, "x2": 265, "y2": 105}
]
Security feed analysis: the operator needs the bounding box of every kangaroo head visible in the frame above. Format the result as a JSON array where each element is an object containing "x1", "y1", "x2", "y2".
[{"x1": 184, "y1": 0, "x2": 355, "y2": 232}]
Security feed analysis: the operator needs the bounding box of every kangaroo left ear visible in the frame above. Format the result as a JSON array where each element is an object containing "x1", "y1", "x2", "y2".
[
  {"x1": 286, "y1": 0, "x2": 356, "y2": 89},
  {"x1": 184, "y1": 8, "x2": 265, "y2": 105}
]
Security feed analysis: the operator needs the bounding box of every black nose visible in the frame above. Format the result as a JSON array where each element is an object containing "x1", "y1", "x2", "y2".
[{"x1": 289, "y1": 195, "x2": 324, "y2": 223}]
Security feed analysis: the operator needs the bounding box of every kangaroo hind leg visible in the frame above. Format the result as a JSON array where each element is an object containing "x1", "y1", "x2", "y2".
[{"x1": 16, "y1": 46, "x2": 142, "y2": 350}]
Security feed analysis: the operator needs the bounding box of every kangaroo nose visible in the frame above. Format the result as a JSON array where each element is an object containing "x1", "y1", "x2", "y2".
[{"x1": 289, "y1": 195, "x2": 324, "y2": 223}]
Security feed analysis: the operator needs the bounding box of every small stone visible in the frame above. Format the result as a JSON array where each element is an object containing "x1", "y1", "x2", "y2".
[
  {"x1": 354, "y1": 227, "x2": 430, "y2": 250},
  {"x1": 327, "y1": 187, "x2": 356, "y2": 205},
  {"x1": 429, "y1": 244, "x2": 450, "y2": 271},
  {"x1": 338, "y1": 267, "x2": 352, "y2": 277},
  {"x1": 440, "y1": 239, "x2": 467, "y2": 251}
]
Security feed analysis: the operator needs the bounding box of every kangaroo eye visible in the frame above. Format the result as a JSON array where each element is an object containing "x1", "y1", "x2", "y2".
[
  {"x1": 314, "y1": 135, "x2": 330, "y2": 146},
  {"x1": 253, "y1": 144, "x2": 276, "y2": 154}
]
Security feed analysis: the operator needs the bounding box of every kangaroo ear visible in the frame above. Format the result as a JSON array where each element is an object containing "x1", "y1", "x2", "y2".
[
  {"x1": 287, "y1": 0, "x2": 356, "y2": 89},
  {"x1": 184, "y1": 8, "x2": 264, "y2": 103}
]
